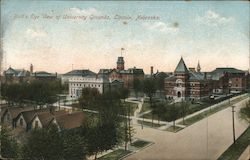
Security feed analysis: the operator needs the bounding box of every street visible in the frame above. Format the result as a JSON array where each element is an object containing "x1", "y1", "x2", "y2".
[{"x1": 126, "y1": 98, "x2": 249, "y2": 160}]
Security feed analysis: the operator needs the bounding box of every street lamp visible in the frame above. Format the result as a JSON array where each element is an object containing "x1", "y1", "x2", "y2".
[
  {"x1": 228, "y1": 80, "x2": 232, "y2": 104},
  {"x1": 231, "y1": 105, "x2": 236, "y2": 143}
]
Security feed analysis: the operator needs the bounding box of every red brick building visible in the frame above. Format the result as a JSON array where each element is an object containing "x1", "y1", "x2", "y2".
[
  {"x1": 165, "y1": 57, "x2": 248, "y2": 102},
  {"x1": 98, "y1": 56, "x2": 144, "y2": 89},
  {"x1": 165, "y1": 57, "x2": 210, "y2": 101}
]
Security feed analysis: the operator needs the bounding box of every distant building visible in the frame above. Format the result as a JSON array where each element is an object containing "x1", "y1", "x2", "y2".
[
  {"x1": 98, "y1": 56, "x2": 144, "y2": 89},
  {"x1": 208, "y1": 68, "x2": 247, "y2": 94},
  {"x1": 68, "y1": 76, "x2": 123, "y2": 99},
  {"x1": 33, "y1": 71, "x2": 57, "y2": 80},
  {"x1": 3, "y1": 64, "x2": 58, "y2": 83},
  {"x1": 61, "y1": 69, "x2": 96, "y2": 84},
  {"x1": 3, "y1": 67, "x2": 30, "y2": 83}
]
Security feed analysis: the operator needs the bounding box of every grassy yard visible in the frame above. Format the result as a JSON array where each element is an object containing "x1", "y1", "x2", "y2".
[
  {"x1": 98, "y1": 149, "x2": 132, "y2": 160},
  {"x1": 131, "y1": 140, "x2": 151, "y2": 148},
  {"x1": 218, "y1": 126, "x2": 250, "y2": 160},
  {"x1": 165, "y1": 125, "x2": 183, "y2": 132},
  {"x1": 140, "y1": 102, "x2": 152, "y2": 113},
  {"x1": 137, "y1": 120, "x2": 165, "y2": 128},
  {"x1": 178, "y1": 94, "x2": 249, "y2": 126}
]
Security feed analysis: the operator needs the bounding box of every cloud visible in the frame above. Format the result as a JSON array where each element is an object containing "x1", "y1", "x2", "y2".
[
  {"x1": 143, "y1": 21, "x2": 179, "y2": 34},
  {"x1": 68, "y1": 7, "x2": 100, "y2": 15},
  {"x1": 26, "y1": 28, "x2": 47, "y2": 39},
  {"x1": 197, "y1": 10, "x2": 234, "y2": 26}
]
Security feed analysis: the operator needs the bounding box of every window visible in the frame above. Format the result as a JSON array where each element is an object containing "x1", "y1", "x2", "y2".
[
  {"x1": 20, "y1": 118, "x2": 23, "y2": 126},
  {"x1": 35, "y1": 120, "x2": 39, "y2": 128}
]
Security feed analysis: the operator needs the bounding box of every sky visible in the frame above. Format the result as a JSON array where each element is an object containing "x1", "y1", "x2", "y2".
[{"x1": 1, "y1": 0, "x2": 249, "y2": 74}]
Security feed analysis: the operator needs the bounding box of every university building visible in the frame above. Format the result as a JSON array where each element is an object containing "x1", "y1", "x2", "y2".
[
  {"x1": 165, "y1": 57, "x2": 248, "y2": 102},
  {"x1": 68, "y1": 76, "x2": 123, "y2": 99},
  {"x1": 165, "y1": 57, "x2": 210, "y2": 102},
  {"x1": 98, "y1": 56, "x2": 144, "y2": 89}
]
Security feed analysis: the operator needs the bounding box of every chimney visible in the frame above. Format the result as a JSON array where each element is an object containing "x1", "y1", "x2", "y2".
[
  {"x1": 150, "y1": 66, "x2": 154, "y2": 75},
  {"x1": 30, "y1": 64, "x2": 33, "y2": 74}
]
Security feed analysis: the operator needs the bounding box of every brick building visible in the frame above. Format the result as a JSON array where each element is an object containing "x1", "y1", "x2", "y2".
[
  {"x1": 165, "y1": 57, "x2": 248, "y2": 102},
  {"x1": 165, "y1": 57, "x2": 210, "y2": 102},
  {"x1": 98, "y1": 56, "x2": 144, "y2": 89}
]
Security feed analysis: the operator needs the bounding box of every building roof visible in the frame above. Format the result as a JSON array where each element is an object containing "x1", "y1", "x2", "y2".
[
  {"x1": 33, "y1": 71, "x2": 57, "y2": 77},
  {"x1": 5, "y1": 106, "x2": 34, "y2": 119},
  {"x1": 5, "y1": 67, "x2": 29, "y2": 77},
  {"x1": 211, "y1": 68, "x2": 245, "y2": 74},
  {"x1": 174, "y1": 57, "x2": 189, "y2": 73},
  {"x1": 63, "y1": 69, "x2": 96, "y2": 77},
  {"x1": 20, "y1": 109, "x2": 49, "y2": 124},
  {"x1": 209, "y1": 67, "x2": 245, "y2": 80},
  {"x1": 189, "y1": 71, "x2": 205, "y2": 81},
  {"x1": 98, "y1": 68, "x2": 144, "y2": 75},
  {"x1": 36, "y1": 110, "x2": 67, "y2": 127},
  {"x1": 54, "y1": 112, "x2": 85, "y2": 130},
  {"x1": 17, "y1": 69, "x2": 30, "y2": 77},
  {"x1": 120, "y1": 68, "x2": 144, "y2": 74}
]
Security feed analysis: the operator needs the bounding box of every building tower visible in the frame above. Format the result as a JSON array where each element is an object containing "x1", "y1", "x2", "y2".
[
  {"x1": 197, "y1": 61, "x2": 201, "y2": 72},
  {"x1": 117, "y1": 48, "x2": 125, "y2": 70},
  {"x1": 30, "y1": 64, "x2": 33, "y2": 74},
  {"x1": 174, "y1": 57, "x2": 189, "y2": 101}
]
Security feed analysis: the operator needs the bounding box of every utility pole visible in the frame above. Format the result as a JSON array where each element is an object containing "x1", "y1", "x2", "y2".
[{"x1": 232, "y1": 105, "x2": 236, "y2": 143}]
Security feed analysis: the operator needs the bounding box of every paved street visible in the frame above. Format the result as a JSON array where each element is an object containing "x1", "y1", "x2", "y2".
[{"x1": 126, "y1": 98, "x2": 249, "y2": 160}]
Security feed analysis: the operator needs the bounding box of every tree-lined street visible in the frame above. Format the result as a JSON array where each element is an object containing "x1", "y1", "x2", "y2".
[{"x1": 126, "y1": 97, "x2": 249, "y2": 160}]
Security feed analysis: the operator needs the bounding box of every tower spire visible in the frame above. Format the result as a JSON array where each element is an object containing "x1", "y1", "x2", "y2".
[{"x1": 197, "y1": 60, "x2": 201, "y2": 72}]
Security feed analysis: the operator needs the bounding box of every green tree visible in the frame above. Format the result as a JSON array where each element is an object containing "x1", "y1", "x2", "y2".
[
  {"x1": 22, "y1": 125, "x2": 63, "y2": 160},
  {"x1": 83, "y1": 92, "x2": 123, "y2": 160},
  {"x1": 181, "y1": 100, "x2": 189, "y2": 125},
  {"x1": 151, "y1": 102, "x2": 165, "y2": 125},
  {"x1": 62, "y1": 130, "x2": 86, "y2": 160},
  {"x1": 0, "y1": 125, "x2": 20, "y2": 158},
  {"x1": 133, "y1": 78, "x2": 142, "y2": 98},
  {"x1": 240, "y1": 100, "x2": 250, "y2": 123},
  {"x1": 155, "y1": 72, "x2": 168, "y2": 98},
  {"x1": 78, "y1": 87, "x2": 100, "y2": 110},
  {"x1": 118, "y1": 87, "x2": 129, "y2": 102},
  {"x1": 158, "y1": 103, "x2": 181, "y2": 131},
  {"x1": 143, "y1": 78, "x2": 157, "y2": 108}
]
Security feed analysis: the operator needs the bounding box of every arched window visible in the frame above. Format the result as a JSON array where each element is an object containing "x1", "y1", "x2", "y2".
[
  {"x1": 20, "y1": 118, "x2": 23, "y2": 126},
  {"x1": 35, "y1": 121, "x2": 39, "y2": 129},
  {"x1": 177, "y1": 91, "x2": 181, "y2": 98},
  {"x1": 176, "y1": 79, "x2": 183, "y2": 87}
]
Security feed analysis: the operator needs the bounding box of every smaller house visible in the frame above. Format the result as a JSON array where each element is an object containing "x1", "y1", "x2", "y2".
[
  {"x1": 16, "y1": 109, "x2": 67, "y2": 131},
  {"x1": 2, "y1": 106, "x2": 34, "y2": 128},
  {"x1": 29, "y1": 110, "x2": 67, "y2": 131},
  {"x1": 15, "y1": 109, "x2": 50, "y2": 131}
]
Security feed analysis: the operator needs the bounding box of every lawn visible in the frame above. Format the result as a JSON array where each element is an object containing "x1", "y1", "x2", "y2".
[
  {"x1": 165, "y1": 125, "x2": 184, "y2": 132},
  {"x1": 131, "y1": 140, "x2": 151, "y2": 148},
  {"x1": 178, "y1": 94, "x2": 249, "y2": 126},
  {"x1": 217, "y1": 126, "x2": 250, "y2": 160},
  {"x1": 98, "y1": 149, "x2": 132, "y2": 160},
  {"x1": 140, "y1": 102, "x2": 152, "y2": 113},
  {"x1": 137, "y1": 120, "x2": 165, "y2": 128}
]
